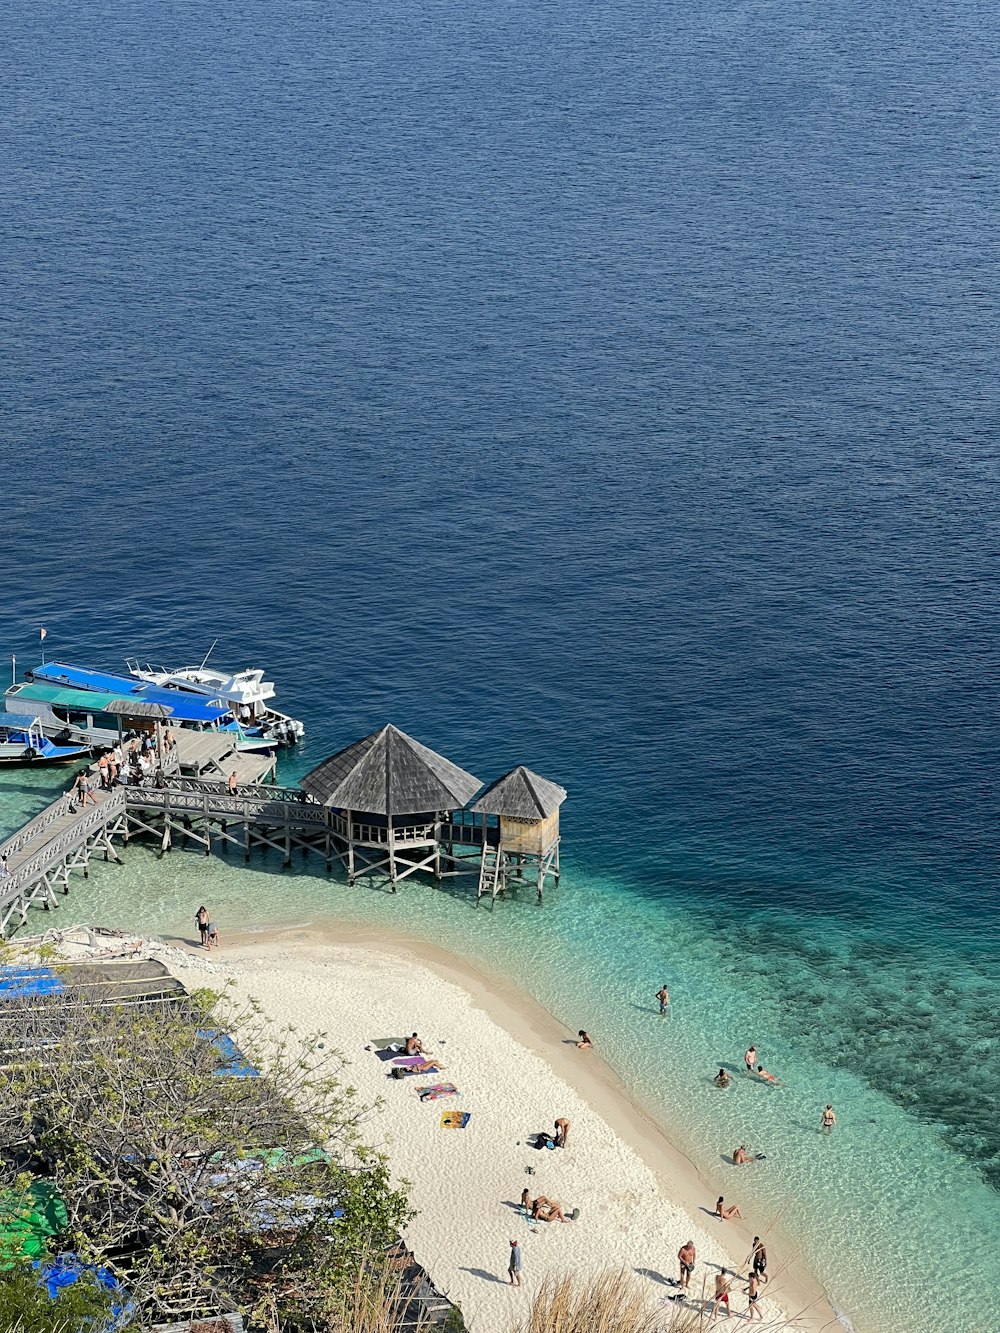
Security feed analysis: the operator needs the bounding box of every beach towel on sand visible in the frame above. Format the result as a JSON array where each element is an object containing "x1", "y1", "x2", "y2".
[
  {"x1": 439, "y1": 1111, "x2": 471, "y2": 1130},
  {"x1": 391, "y1": 1064, "x2": 441, "y2": 1079},
  {"x1": 392, "y1": 1056, "x2": 425, "y2": 1067},
  {"x1": 371, "y1": 1038, "x2": 404, "y2": 1050},
  {"x1": 417, "y1": 1083, "x2": 458, "y2": 1102}
]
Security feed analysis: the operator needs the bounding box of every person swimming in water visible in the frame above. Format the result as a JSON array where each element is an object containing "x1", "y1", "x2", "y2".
[
  {"x1": 715, "y1": 1068, "x2": 731, "y2": 1089},
  {"x1": 755, "y1": 1064, "x2": 778, "y2": 1084}
]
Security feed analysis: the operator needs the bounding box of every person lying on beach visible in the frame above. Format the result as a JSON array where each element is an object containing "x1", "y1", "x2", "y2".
[
  {"x1": 714, "y1": 1196, "x2": 743, "y2": 1221},
  {"x1": 576, "y1": 1029, "x2": 593, "y2": 1049},
  {"x1": 755, "y1": 1065, "x2": 779, "y2": 1084},
  {"x1": 714, "y1": 1068, "x2": 731, "y2": 1088},
  {"x1": 408, "y1": 1058, "x2": 443, "y2": 1074},
  {"x1": 531, "y1": 1196, "x2": 573, "y2": 1223},
  {"x1": 405, "y1": 1033, "x2": 426, "y2": 1055},
  {"x1": 553, "y1": 1117, "x2": 570, "y2": 1148}
]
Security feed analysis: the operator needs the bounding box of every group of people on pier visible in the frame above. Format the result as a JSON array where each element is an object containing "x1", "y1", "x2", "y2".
[{"x1": 71, "y1": 730, "x2": 179, "y2": 804}]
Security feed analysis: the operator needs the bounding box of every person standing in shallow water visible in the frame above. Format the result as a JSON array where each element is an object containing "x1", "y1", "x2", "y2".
[
  {"x1": 656, "y1": 984, "x2": 670, "y2": 1014},
  {"x1": 744, "y1": 1045, "x2": 757, "y2": 1075},
  {"x1": 821, "y1": 1104, "x2": 836, "y2": 1131}
]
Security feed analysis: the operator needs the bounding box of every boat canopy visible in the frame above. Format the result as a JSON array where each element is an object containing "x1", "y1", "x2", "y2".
[
  {"x1": 9, "y1": 681, "x2": 230, "y2": 725},
  {"x1": 0, "y1": 712, "x2": 41, "y2": 731},
  {"x1": 34, "y1": 662, "x2": 157, "y2": 696}
]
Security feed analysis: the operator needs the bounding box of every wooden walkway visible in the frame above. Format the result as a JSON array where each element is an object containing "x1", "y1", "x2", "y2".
[{"x1": 0, "y1": 778, "x2": 320, "y2": 937}]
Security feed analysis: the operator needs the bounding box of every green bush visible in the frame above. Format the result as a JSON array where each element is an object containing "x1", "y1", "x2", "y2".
[{"x1": 0, "y1": 1263, "x2": 119, "y2": 1332}]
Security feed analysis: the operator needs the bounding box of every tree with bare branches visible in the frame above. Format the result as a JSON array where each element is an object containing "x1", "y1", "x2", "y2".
[{"x1": 0, "y1": 982, "x2": 411, "y2": 1329}]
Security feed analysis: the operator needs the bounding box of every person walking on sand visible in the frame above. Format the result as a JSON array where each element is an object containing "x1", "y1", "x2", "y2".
[
  {"x1": 750, "y1": 1238, "x2": 769, "y2": 1284},
  {"x1": 553, "y1": 1117, "x2": 570, "y2": 1148},
  {"x1": 821, "y1": 1103, "x2": 836, "y2": 1131},
  {"x1": 576, "y1": 1029, "x2": 593, "y2": 1049},
  {"x1": 714, "y1": 1196, "x2": 743, "y2": 1221},
  {"x1": 507, "y1": 1239, "x2": 522, "y2": 1286},
  {"x1": 656, "y1": 984, "x2": 670, "y2": 1014},
  {"x1": 195, "y1": 906, "x2": 210, "y2": 948},
  {"x1": 745, "y1": 1271, "x2": 764, "y2": 1320},
  {"x1": 709, "y1": 1271, "x2": 732, "y2": 1321},
  {"x1": 677, "y1": 1240, "x2": 696, "y2": 1292},
  {"x1": 744, "y1": 1045, "x2": 757, "y2": 1075}
]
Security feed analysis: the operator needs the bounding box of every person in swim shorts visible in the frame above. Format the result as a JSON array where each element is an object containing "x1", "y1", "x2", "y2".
[
  {"x1": 677, "y1": 1240, "x2": 696, "y2": 1291},
  {"x1": 710, "y1": 1272, "x2": 732, "y2": 1321},
  {"x1": 745, "y1": 1271, "x2": 763, "y2": 1320}
]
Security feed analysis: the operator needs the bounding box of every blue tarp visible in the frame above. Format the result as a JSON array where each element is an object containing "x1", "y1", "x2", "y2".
[
  {"x1": 0, "y1": 967, "x2": 65, "y2": 999},
  {"x1": 30, "y1": 662, "x2": 231, "y2": 723},
  {"x1": 198, "y1": 1029, "x2": 260, "y2": 1078},
  {"x1": 33, "y1": 1254, "x2": 134, "y2": 1329}
]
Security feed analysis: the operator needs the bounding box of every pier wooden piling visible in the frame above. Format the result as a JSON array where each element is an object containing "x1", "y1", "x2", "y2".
[{"x1": 0, "y1": 725, "x2": 567, "y2": 935}]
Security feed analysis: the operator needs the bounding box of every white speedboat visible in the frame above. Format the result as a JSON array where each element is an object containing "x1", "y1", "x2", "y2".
[{"x1": 125, "y1": 658, "x2": 304, "y2": 744}]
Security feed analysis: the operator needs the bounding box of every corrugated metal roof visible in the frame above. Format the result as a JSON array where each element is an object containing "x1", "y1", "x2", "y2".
[
  {"x1": 300, "y1": 725, "x2": 482, "y2": 815},
  {"x1": 469, "y1": 765, "x2": 567, "y2": 819}
]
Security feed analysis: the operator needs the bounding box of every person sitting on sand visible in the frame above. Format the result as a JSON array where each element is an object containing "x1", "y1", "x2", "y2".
[
  {"x1": 520, "y1": 1188, "x2": 533, "y2": 1212},
  {"x1": 714, "y1": 1196, "x2": 743, "y2": 1221},
  {"x1": 405, "y1": 1033, "x2": 426, "y2": 1056},
  {"x1": 755, "y1": 1064, "x2": 778, "y2": 1083},
  {"x1": 553, "y1": 1117, "x2": 570, "y2": 1148},
  {"x1": 714, "y1": 1068, "x2": 731, "y2": 1088},
  {"x1": 576, "y1": 1029, "x2": 593, "y2": 1050}
]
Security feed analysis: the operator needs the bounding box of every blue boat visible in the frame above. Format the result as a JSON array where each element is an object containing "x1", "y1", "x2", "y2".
[
  {"x1": 0, "y1": 711, "x2": 90, "y2": 766},
  {"x1": 28, "y1": 662, "x2": 278, "y2": 743},
  {"x1": 4, "y1": 675, "x2": 274, "y2": 755}
]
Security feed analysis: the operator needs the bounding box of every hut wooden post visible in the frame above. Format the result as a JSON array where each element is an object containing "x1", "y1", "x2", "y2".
[
  {"x1": 345, "y1": 809, "x2": 355, "y2": 883},
  {"x1": 387, "y1": 820, "x2": 397, "y2": 892}
]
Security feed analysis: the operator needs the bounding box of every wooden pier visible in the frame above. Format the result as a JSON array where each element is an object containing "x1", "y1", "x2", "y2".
[{"x1": 0, "y1": 724, "x2": 565, "y2": 937}]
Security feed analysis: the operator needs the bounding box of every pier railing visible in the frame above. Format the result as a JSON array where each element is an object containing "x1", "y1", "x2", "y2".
[
  {"x1": 0, "y1": 789, "x2": 126, "y2": 907},
  {"x1": 125, "y1": 780, "x2": 326, "y2": 825}
]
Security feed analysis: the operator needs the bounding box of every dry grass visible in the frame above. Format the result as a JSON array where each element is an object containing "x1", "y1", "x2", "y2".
[
  {"x1": 508, "y1": 1268, "x2": 662, "y2": 1333},
  {"x1": 317, "y1": 1260, "x2": 435, "y2": 1333}
]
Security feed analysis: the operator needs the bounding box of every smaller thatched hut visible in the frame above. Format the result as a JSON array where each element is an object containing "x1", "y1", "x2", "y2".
[{"x1": 469, "y1": 765, "x2": 566, "y2": 900}]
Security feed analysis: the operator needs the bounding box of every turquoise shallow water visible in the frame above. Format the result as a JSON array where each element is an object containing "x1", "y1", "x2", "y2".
[
  {"x1": 3, "y1": 0, "x2": 1000, "y2": 1325},
  {"x1": 3, "y1": 770, "x2": 997, "y2": 1333}
]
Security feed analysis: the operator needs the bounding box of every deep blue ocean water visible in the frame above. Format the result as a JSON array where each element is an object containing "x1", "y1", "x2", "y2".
[{"x1": 2, "y1": 0, "x2": 999, "y2": 1327}]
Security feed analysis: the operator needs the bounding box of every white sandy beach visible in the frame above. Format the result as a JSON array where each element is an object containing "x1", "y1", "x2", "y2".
[{"x1": 150, "y1": 924, "x2": 844, "y2": 1333}]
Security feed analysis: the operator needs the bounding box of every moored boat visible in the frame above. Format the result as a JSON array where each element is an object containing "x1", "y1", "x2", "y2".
[
  {"x1": 5, "y1": 673, "x2": 275, "y2": 756},
  {"x1": 125, "y1": 658, "x2": 304, "y2": 744},
  {"x1": 0, "y1": 711, "x2": 91, "y2": 766}
]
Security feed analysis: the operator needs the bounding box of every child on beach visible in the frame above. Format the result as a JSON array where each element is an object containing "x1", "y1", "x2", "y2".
[{"x1": 576, "y1": 1030, "x2": 593, "y2": 1049}]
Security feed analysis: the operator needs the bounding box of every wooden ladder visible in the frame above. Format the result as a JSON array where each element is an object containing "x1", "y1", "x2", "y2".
[{"x1": 477, "y1": 848, "x2": 503, "y2": 900}]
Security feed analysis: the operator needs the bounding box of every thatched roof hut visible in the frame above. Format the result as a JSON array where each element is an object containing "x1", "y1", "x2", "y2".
[
  {"x1": 300, "y1": 725, "x2": 482, "y2": 816},
  {"x1": 470, "y1": 765, "x2": 567, "y2": 820}
]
